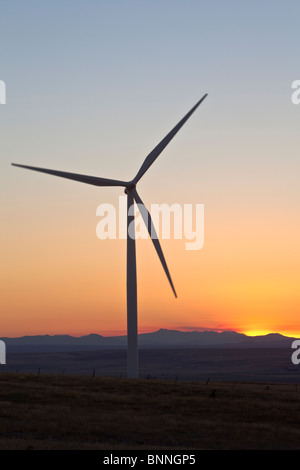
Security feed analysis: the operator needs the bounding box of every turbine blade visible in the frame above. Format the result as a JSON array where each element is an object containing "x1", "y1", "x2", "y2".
[
  {"x1": 11, "y1": 163, "x2": 128, "y2": 187},
  {"x1": 133, "y1": 94, "x2": 208, "y2": 184},
  {"x1": 132, "y1": 188, "x2": 177, "y2": 298}
]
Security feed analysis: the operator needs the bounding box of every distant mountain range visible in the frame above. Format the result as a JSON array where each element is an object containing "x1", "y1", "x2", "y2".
[{"x1": 1, "y1": 329, "x2": 298, "y2": 353}]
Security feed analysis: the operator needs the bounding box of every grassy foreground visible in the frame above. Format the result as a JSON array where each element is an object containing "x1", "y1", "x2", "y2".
[{"x1": 0, "y1": 372, "x2": 299, "y2": 450}]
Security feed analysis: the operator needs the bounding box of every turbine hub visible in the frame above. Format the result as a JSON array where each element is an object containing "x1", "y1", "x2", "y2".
[{"x1": 125, "y1": 182, "x2": 136, "y2": 194}]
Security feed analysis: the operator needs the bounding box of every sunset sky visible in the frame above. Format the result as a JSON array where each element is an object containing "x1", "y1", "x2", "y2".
[{"x1": 1, "y1": 1, "x2": 300, "y2": 338}]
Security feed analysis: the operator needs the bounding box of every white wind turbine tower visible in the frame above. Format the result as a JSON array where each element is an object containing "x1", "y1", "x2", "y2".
[{"x1": 12, "y1": 93, "x2": 208, "y2": 378}]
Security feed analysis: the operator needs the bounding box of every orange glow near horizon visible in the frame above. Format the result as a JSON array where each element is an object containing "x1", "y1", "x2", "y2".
[{"x1": 2, "y1": 190, "x2": 300, "y2": 339}]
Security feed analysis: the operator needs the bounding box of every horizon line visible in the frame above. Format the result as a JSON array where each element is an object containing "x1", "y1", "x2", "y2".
[{"x1": 1, "y1": 328, "x2": 298, "y2": 340}]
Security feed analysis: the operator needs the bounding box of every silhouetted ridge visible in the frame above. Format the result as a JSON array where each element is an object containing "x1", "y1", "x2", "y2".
[{"x1": 1, "y1": 329, "x2": 296, "y2": 354}]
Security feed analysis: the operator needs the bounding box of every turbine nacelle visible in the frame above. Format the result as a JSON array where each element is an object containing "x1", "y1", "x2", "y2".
[{"x1": 124, "y1": 181, "x2": 136, "y2": 193}]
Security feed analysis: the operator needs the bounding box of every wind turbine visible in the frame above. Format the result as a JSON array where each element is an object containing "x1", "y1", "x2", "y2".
[{"x1": 12, "y1": 93, "x2": 208, "y2": 378}]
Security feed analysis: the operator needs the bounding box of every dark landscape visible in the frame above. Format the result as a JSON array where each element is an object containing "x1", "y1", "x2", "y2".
[
  {"x1": 0, "y1": 372, "x2": 299, "y2": 450},
  {"x1": 0, "y1": 330, "x2": 300, "y2": 450},
  {"x1": 1, "y1": 329, "x2": 300, "y2": 383},
  {"x1": 2, "y1": 348, "x2": 300, "y2": 383}
]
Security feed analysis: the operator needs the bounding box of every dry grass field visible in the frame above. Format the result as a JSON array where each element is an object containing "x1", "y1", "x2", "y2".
[{"x1": 0, "y1": 372, "x2": 299, "y2": 450}]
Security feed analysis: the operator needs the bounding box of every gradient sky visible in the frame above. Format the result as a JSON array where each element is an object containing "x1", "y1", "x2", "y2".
[{"x1": 1, "y1": 1, "x2": 300, "y2": 337}]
